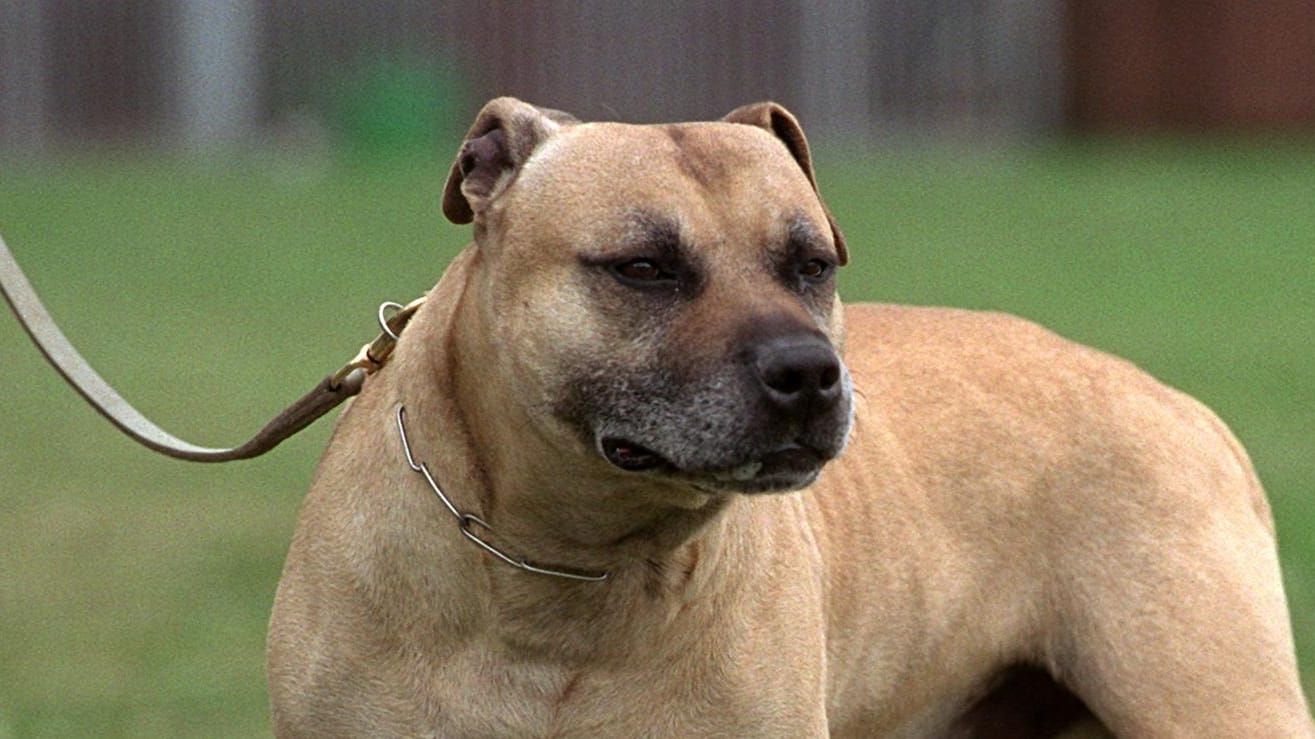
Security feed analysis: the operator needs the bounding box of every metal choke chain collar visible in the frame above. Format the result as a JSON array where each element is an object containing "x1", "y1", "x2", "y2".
[{"x1": 394, "y1": 405, "x2": 610, "y2": 583}]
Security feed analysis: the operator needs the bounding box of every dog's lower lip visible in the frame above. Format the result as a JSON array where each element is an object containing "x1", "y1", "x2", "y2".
[
  {"x1": 757, "y1": 445, "x2": 825, "y2": 475},
  {"x1": 601, "y1": 437, "x2": 666, "y2": 471},
  {"x1": 703, "y1": 445, "x2": 825, "y2": 485}
]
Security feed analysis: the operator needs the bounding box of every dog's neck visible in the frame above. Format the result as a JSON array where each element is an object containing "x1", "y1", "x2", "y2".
[{"x1": 392, "y1": 320, "x2": 746, "y2": 662}]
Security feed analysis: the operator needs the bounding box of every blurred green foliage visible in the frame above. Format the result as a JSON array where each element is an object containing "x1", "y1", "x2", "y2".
[
  {"x1": 0, "y1": 140, "x2": 1312, "y2": 736},
  {"x1": 329, "y1": 56, "x2": 468, "y2": 159}
]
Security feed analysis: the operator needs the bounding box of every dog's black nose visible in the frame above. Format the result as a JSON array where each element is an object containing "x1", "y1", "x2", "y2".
[{"x1": 753, "y1": 335, "x2": 843, "y2": 418}]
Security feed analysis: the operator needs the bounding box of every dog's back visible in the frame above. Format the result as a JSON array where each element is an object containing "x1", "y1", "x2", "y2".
[{"x1": 815, "y1": 303, "x2": 1306, "y2": 736}]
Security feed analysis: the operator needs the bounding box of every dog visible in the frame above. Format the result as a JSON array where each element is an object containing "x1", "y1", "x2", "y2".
[{"x1": 265, "y1": 97, "x2": 1313, "y2": 737}]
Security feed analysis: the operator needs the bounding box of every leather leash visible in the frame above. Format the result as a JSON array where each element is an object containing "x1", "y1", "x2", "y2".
[{"x1": 0, "y1": 234, "x2": 423, "y2": 462}]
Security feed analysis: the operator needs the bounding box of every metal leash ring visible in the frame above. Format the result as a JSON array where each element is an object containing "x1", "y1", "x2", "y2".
[{"x1": 377, "y1": 301, "x2": 405, "y2": 340}]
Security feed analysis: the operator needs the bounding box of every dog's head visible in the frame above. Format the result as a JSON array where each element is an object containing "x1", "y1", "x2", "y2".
[{"x1": 443, "y1": 97, "x2": 852, "y2": 495}]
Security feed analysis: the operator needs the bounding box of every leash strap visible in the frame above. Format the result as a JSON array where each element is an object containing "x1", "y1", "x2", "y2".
[{"x1": 0, "y1": 234, "x2": 422, "y2": 462}]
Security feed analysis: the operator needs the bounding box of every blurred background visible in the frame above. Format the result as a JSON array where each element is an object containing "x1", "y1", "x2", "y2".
[
  {"x1": 5, "y1": 1, "x2": 1315, "y2": 148},
  {"x1": 1, "y1": 1, "x2": 1312, "y2": 736}
]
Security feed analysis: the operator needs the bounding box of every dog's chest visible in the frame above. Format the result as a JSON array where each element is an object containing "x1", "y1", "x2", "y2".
[
  {"x1": 419, "y1": 650, "x2": 587, "y2": 737},
  {"x1": 414, "y1": 640, "x2": 819, "y2": 737}
]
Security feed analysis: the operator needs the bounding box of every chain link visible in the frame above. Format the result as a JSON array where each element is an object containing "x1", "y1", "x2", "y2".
[{"x1": 394, "y1": 405, "x2": 609, "y2": 583}]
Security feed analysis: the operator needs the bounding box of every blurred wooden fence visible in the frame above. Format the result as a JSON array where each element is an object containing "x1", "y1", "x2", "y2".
[
  {"x1": 1065, "y1": 0, "x2": 1315, "y2": 131},
  {"x1": 0, "y1": 0, "x2": 1064, "y2": 150}
]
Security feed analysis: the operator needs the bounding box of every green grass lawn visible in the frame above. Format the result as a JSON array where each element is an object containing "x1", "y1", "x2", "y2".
[{"x1": 1, "y1": 141, "x2": 1312, "y2": 735}]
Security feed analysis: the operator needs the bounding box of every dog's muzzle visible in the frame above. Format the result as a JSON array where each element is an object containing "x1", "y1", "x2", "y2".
[{"x1": 596, "y1": 330, "x2": 853, "y2": 494}]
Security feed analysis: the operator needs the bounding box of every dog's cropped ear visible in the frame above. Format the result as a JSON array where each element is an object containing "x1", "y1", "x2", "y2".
[
  {"x1": 722, "y1": 102, "x2": 848, "y2": 265},
  {"x1": 442, "y1": 97, "x2": 579, "y2": 225}
]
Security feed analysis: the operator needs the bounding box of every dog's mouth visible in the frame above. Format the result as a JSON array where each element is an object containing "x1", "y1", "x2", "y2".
[
  {"x1": 600, "y1": 436, "x2": 826, "y2": 493},
  {"x1": 600, "y1": 437, "x2": 668, "y2": 472}
]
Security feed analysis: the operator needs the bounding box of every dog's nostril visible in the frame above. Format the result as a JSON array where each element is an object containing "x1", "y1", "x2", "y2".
[
  {"x1": 754, "y1": 337, "x2": 842, "y2": 412},
  {"x1": 819, "y1": 364, "x2": 840, "y2": 391},
  {"x1": 766, "y1": 367, "x2": 806, "y2": 396}
]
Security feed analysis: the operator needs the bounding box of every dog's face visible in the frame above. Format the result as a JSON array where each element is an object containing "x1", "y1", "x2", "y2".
[{"x1": 444, "y1": 99, "x2": 853, "y2": 494}]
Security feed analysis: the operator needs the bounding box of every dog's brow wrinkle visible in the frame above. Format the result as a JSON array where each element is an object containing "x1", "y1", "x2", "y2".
[
  {"x1": 661, "y1": 124, "x2": 726, "y2": 188},
  {"x1": 786, "y1": 215, "x2": 827, "y2": 254},
  {"x1": 759, "y1": 217, "x2": 822, "y2": 269},
  {"x1": 626, "y1": 209, "x2": 681, "y2": 249},
  {"x1": 622, "y1": 210, "x2": 697, "y2": 272}
]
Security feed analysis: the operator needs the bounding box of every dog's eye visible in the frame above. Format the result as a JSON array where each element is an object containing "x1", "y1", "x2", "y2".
[
  {"x1": 799, "y1": 259, "x2": 832, "y2": 281},
  {"x1": 612, "y1": 259, "x2": 676, "y2": 284}
]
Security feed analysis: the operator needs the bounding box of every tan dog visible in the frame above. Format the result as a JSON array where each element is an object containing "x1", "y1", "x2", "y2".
[{"x1": 266, "y1": 98, "x2": 1313, "y2": 737}]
